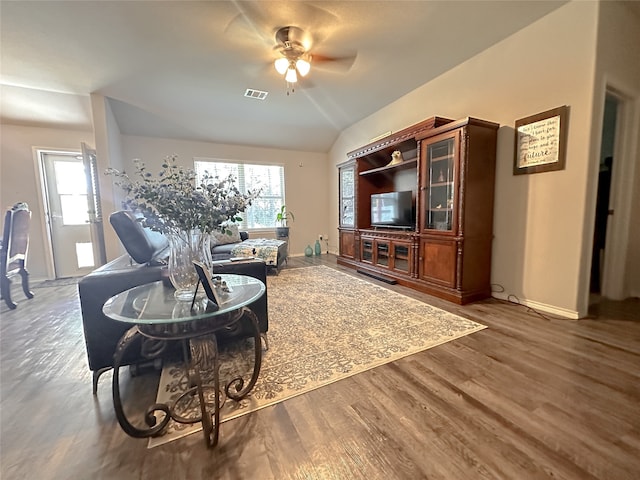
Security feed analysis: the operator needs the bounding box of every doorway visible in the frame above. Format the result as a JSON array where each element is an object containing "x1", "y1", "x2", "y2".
[
  {"x1": 589, "y1": 86, "x2": 639, "y2": 305},
  {"x1": 590, "y1": 94, "x2": 618, "y2": 294},
  {"x1": 39, "y1": 150, "x2": 98, "y2": 278}
]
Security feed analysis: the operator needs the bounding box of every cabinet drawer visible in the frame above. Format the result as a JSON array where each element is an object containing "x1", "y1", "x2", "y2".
[{"x1": 419, "y1": 239, "x2": 456, "y2": 287}]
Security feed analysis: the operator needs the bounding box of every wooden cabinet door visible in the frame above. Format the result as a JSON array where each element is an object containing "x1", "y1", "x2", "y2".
[
  {"x1": 419, "y1": 238, "x2": 457, "y2": 287},
  {"x1": 419, "y1": 130, "x2": 461, "y2": 234},
  {"x1": 361, "y1": 237, "x2": 374, "y2": 264},
  {"x1": 338, "y1": 162, "x2": 356, "y2": 228},
  {"x1": 391, "y1": 242, "x2": 412, "y2": 274},
  {"x1": 374, "y1": 240, "x2": 391, "y2": 268},
  {"x1": 339, "y1": 230, "x2": 355, "y2": 259}
]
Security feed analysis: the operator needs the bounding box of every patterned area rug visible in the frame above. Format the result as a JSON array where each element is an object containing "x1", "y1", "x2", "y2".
[{"x1": 149, "y1": 265, "x2": 486, "y2": 447}]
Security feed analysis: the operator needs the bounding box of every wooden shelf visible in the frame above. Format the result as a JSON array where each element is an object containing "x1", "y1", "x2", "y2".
[
  {"x1": 359, "y1": 158, "x2": 417, "y2": 176},
  {"x1": 431, "y1": 154, "x2": 454, "y2": 163},
  {"x1": 339, "y1": 116, "x2": 499, "y2": 305}
]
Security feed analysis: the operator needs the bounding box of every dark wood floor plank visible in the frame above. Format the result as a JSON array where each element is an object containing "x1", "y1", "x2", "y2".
[
  {"x1": 450, "y1": 332, "x2": 640, "y2": 415},
  {"x1": 405, "y1": 357, "x2": 607, "y2": 480},
  {"x1": 354, "y1": 364, "x2": 526, "y2": 479},
  {"x1": 398, "y1": 354, "x2": 595, "y2": 480}
]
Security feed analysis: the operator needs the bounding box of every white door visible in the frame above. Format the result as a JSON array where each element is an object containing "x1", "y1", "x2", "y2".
[
  {"x1": 81, "y1": 143, "x2": 107, "y2": 266},
  {"x1": 41, "y1": 151, "x2": 96, "y2": 278}
]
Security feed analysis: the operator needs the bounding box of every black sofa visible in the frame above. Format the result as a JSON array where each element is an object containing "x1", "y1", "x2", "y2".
[{"x1": 78, "y1": 211, "x2": 269, "y2": 394}]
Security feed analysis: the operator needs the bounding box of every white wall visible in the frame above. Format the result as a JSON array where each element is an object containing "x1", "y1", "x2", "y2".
[
  {"x1": 91, "y1": 94, "x2": 126, "y2": 260},
  {"x1": 0, "y1": 124, "x2": 94, "y2": 279},
  {"x1": 329, "y1": 1, "x2": 600, "y2": 317},
  {"x1": 116, "y1": 135, "x2": 329, "y2": 258}
]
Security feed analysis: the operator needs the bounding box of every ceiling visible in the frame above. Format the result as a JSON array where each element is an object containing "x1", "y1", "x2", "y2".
[{"x1": 1, "y1": 1, "x2": 567, "y2": 153}]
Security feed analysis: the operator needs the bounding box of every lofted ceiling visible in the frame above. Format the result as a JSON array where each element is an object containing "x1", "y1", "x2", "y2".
[{"x1": 1, "y1": 1, "x2": 567, "y2": 153}]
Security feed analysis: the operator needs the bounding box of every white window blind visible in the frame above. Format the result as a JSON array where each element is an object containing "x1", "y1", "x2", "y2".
[{"x1": 194, "y1": 160, "x2": 285, "y2": 230}]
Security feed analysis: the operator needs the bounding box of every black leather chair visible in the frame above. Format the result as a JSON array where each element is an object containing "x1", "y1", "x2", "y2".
[{"x1": 78, "y1": 211, "x2": 268, "y2": 393}]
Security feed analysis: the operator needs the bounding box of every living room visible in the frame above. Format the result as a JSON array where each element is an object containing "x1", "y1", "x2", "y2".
[
  {"x1": 2, "y1": 1, "x2": 639, "y2": 318},
  {"x1": 1, "y1": 1, "x2": 639, "y2": 478}
]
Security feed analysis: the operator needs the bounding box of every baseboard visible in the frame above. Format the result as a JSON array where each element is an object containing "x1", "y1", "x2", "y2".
[{"x1": 492, "y1": 292, "x2": 579, "y2": 319}]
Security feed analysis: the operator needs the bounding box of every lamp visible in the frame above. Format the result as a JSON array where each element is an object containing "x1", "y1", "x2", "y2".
[
  {"x1": 285, "y1": 67, "x2": 297, "y2": 83},
  {"x1": 274, "y1": 54, "x2": 311, "y2": 94},
  {"x1": 295, "y1": 58, "x2": 310, "y2": 77},
  {"x1": 274, "y1": 57, "x2": 289, "y2": 75}
]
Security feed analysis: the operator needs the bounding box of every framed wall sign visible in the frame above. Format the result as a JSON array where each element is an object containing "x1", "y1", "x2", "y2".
[{"x1": 514, "y1": 105, "x2": 569, "y2": 175}]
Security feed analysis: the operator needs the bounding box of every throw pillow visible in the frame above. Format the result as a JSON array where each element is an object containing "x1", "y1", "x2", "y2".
[{"x1": 210, "y1": 223, "x2": 241, "y2": 245}]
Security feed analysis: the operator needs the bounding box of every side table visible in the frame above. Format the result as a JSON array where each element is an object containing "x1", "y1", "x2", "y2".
[{"x1": 102, "y1": 274, "x2": 265, "y2": 447}]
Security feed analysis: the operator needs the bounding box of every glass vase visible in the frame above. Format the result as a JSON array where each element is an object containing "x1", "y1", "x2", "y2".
[{"x1": 167, "y1": 230, "x2": 211, "y2": 301}]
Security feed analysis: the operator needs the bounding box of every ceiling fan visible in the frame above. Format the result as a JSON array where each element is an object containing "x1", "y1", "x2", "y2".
[
  {"x1": 225, "y1": 2, "x2": 357, "y2": 94},
  {"x1": 272, "y1": 25, "x2": 357, "y2": 95},
  {"x1": 273, "y1": 26, "x2": 311, "y2": 93}
]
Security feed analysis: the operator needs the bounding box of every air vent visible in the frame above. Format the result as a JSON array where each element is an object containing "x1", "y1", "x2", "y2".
[{"x1": 244, "y1": 89, "x2": 268, "y2": 100}]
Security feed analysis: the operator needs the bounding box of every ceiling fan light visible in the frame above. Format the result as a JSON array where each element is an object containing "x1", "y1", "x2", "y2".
[
  {"x1": 274, "y1": 57, "x2": 289, "y2": 75},
  {"x1": 285, "y1": 67, "x2": 298, "y2": 83},
  {"x1": 296, "y1": 58, "x2": 310, "y2": 77}
]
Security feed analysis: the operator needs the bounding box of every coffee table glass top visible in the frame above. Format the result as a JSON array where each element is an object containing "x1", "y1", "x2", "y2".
[{"x1": 103, "y1": 274, "x2": 265, "y2": 324}]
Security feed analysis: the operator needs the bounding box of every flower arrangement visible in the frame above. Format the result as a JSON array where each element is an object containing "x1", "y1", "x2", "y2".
[{"x1": 106, "y1": 155, "x2": 259, "y2": 235}]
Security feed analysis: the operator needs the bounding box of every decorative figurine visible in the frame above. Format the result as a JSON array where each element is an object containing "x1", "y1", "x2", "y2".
[{"x1": 389, "y1": 150, "x2": 404, "y2": 166}]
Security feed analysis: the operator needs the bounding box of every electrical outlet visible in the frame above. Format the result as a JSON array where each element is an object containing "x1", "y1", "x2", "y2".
[{"x1": 319, "y1": 234, "x2": 323, "y2": 241}]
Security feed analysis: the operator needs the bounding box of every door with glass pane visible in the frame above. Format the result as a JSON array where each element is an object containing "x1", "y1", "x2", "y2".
[
  {"x1": 42, "y1": 151, "x2": 95, "y2": 277},
  {"x1": 338, "y1": 161, "x2": 356, "y2": 259},
  {"x1": 420, "y1": 131, "x2": 460, "y2": 233},
  {"x1": 391, "y1": 242, "x2": 411, "y2": 274},
  {"x1": 339, "y1": 162, "x2": 355, "y2": 227}
]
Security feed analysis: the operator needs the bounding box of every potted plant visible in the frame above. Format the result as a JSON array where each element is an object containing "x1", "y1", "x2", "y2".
[
  {"x1": 275, "y1": 205, "x2": 294, "y2": 239},
  {"x1": 106, "y1": 155, "x2": 260, "y2": 299}
]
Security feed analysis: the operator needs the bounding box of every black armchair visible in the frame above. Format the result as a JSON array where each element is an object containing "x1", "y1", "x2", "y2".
[{"x1": 1, "y1": 203, "x2": 34, "y2": 309}]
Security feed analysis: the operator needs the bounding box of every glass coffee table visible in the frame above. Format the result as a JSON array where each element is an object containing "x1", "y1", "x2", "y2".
[{"x1": 102, "y1": 274, "x2": 265, "y2": 448}]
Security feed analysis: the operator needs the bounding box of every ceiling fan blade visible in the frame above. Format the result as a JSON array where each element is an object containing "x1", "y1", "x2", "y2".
[
  {"x1": 224, "y1": 2, "x2": 274, "y2": 47},
  {"x1": 226, "y1": 1, "x2": 338, "y2": 50},
  {"x1": 311, "y1": 52, "x2": 358, "y2": 72}
]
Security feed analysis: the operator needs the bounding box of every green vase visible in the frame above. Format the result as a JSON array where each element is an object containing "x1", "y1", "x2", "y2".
[
  {"x1": 304, "y1": 245, "x2": 313, "y2": 257},
  {"x1": 314, "y1": 239, "x2": 321, "y2": 256}
]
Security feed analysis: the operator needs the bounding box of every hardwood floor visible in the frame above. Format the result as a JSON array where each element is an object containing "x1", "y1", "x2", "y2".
[{"x1": 1, "y1": 255, "x2": 638, "y2": 479}]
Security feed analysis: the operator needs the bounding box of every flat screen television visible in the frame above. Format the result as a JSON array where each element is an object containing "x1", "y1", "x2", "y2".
[{"x1": 370, "y1": 191, "x2": 414, "y2": 228}]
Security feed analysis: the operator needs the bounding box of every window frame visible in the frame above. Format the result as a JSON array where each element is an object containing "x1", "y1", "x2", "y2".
[{"x1": 193, "y1": 157, "x2": 286, "y2": 233}]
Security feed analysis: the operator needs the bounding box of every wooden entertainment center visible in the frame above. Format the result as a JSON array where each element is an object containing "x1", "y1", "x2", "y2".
[{"x1": 337, "y1": 116, "x2": 499, "y2": 304}]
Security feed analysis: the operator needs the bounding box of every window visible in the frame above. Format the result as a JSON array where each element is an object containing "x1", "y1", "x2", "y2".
[
  {"x1": 53, "y1": 160, "x2": 90, "y2": 226},
  {"x1": 194, "y1": 159, "x2": 285, "y2": 230}
]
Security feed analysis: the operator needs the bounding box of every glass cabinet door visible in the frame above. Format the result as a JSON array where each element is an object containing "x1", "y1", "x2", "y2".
[
  {"x1": 423, "y1": 134, "x2": 457, "y2": 232},
  {"x1": 393, "y1": 243, "x2": 410, "y2": 273},
  {"x1": 361, "y1": 238, "x2": 373, "y2": 263},
  {"x1": 339, "y1": 163, "x2": 355, "y2": 227},
  {"x1": 376, "y1": 241, "x2": 390, "y2": 267}
]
